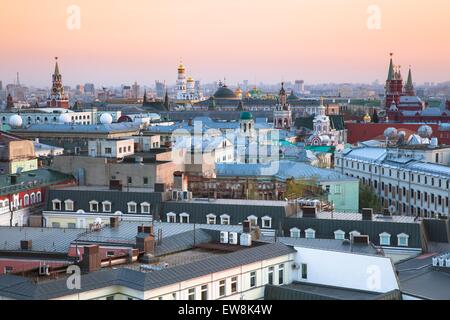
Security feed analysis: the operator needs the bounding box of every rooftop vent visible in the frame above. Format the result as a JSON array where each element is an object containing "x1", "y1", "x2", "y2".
[
  {"x1": 302, "y1": 206, "x2": 317, "y2": 218},
  {"x1": 362, "y1": 208, "x2": 373, "y2": 221},
  {"x1": 352, "y1": 235, "x2": 370, "y2": 245},
  {"x1": 20, "y1": 240, "x2": 32, "y2": 250}
]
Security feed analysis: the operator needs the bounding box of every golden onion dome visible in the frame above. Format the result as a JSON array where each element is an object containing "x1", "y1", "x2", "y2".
[
  {"x1": 187, "y1": 76, "x2": 194, "y2": 82},
  {"x1": 363, "y1": 113, "x2": 371, "y2": 123},
  {"x1": 235, "y1": 87, "x2": 243, "y2": 94},
  {"x1": 178, "y1": 63, "x2": 185, "y2": 72}
]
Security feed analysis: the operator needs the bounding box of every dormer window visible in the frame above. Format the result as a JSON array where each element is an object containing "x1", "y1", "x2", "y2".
[
  {"x1": 64, "y1": 199, "x2": 74, "y2": 211},
  {"x1": 220, "y1": 214, "x2": 230, "y2": 225},
  {"x1": 379, "y1": 232, "x2": 391, "y2": 246},
  {"x1": 247, "y1": 215, "x2": 258, "y2": 227},
  {"x1": 140, "y1": 202, "x2": 150, "y2": 214},
  {"x1": 89, "y1": 200, "x2": 99, "y2": 212},
  {"x1": 179, "y1": 212, "x2": 190, "y2": 223},
  {"x1": 261, "y1": 216, "x2": 272, "y2": 229},
  {"x1": 397, "y1": 233, "x2": 409, "y2": 247},
  {"x1": 206, "y1": 214, "x2": 216, "y2": 225},
  {"x1": 290, "y1": 228, "x2": 301, "y2": 238},
  {"x1": 305, "y1": 228, "x2": 316, "y2": 239},
  {"x1": 167, "y1": 212, "x2": 176, "y2": 223},
  {"x1": 52, "y1": 199, "x2": 61, "y2": 211},
  {"x1": 127, "y1": 201, "x2": 137, "y2": 214},
  {"x1": 102, "y1": 201, "x2": 112, "y2": 212},
  {"x1": 334, "y1": 230, "x2": 345, "y2": 240}
]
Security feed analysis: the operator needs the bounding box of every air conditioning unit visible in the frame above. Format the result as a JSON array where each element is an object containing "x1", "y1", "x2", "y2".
[
  {"x1": 220, "y1": 231, "x2": 229, "y2": 244},
  {"x1": 229, "y1": 232, "x2": 238, "y2": 245},
  {"x1": 239, "y1": 233, "x2": 252, "y2": 247}
]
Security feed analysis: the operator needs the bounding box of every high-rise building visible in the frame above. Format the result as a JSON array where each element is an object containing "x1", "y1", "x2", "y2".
[
  {"x1": 155, "y1": 81, "x2": 166, "y2": 98},
  {"x1": 132, "y1": 81, "x2": 140, "y2": 99},
  {"x1": 46, "y1": 57, "x2": 70, "y2": 108},
  {"x1": 0, "y1": 80, "x2": 3, "y2": 92},
  {"x1": 294, "y1": 80, "x2": 305, "y2": 94},
  {"x1": 84, "y1": 83, "x2": 95, "y2": 95}
]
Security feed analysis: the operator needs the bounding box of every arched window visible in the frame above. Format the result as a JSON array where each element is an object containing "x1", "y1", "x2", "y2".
[
  {"x1": 23, "y1": 194, "x2": 30, "y2": 206},
  {"x1": 30, "y1": 193, "x2": 36, "y2": 204}
]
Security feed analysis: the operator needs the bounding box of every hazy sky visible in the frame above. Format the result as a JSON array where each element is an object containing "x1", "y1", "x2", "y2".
[{"x1": 1, "y1": 0, "x2": 449, "y2": 87}]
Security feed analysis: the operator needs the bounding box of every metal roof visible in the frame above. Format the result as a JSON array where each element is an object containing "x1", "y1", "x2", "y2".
[{"x1": 0, "y1": 242, "x2": 295, "y2": 300}]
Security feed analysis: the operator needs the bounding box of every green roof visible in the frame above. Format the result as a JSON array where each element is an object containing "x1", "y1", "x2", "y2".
[
  {"x1": 0, "y1": 168, "x2": 73, "y2": 196},
  {"x1": 305, "y1": 145, "x2": 336, "y2": 153}
]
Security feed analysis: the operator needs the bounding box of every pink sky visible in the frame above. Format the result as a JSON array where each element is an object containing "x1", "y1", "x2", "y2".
[{"x1": 0, "y1": 0, "x2": 449, "y2": 87}]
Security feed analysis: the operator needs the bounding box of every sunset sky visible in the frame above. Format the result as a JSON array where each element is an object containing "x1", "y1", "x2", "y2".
[{"x1": 0, "y1": 0, "x2": 449, "y2": 87}]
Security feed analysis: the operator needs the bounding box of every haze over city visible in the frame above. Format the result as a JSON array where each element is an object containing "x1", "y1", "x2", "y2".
[{"x1": 1, "y1": 0, "x2": 450, "y2": 87}]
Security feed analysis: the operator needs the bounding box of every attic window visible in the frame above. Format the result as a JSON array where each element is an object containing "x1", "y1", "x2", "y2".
[
  {"x1": 89, "y1": 200, "x2": 99, "y2": 212},
  {"x1": 206, "y1": 214, "x2": 216, "y2": 225},
  {"x1": 127, "y1": 202, "x2": 137, "y2": 214},
  {"x1": 290, "y1": 228, "x2": 301, "y2": 238},
  {"x1": 305, "y1": 228, "x2": 316, "y2": 239},
  {"x1": 334, "y1": 230, "x2": 345, "y2": 240},
  {"x1": 52, "y1": 199, "x2": 61, "y2": 211},
  {"x1": 379, "y1": 232, "x2": 391, "y2": 246},
  {"x1": 397, "y1": 233, "x2": 409, "y2": 247}
]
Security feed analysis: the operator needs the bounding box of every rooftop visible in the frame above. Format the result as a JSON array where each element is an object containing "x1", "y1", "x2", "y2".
[
  {"x1": 0, "y1": 242, "x2": 295, "y2": 300},
  {"x1": 0, "y1": 168, "x2": 73, "y2": 196}
]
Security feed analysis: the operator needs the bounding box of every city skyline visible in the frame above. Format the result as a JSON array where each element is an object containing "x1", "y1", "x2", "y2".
[{"x1": 1, "y1": 0, "x2": 450, "y2": 87}]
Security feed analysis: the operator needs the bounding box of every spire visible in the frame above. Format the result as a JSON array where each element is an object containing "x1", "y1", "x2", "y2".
[
  {"x1": 387, "y1": 53, "x2": 395, "y2": 81},
  {"x1": 404, "y1": 66, "x2": 415, "y2": 96},
  {"x1": 143, "y1": 89, "x2": 148, "y2": 105},
  {"x1": 54, "y1": 57, "x2": 60, "y2": 76},
  {"x1": 164, "y1": 90, "x2": 169, "y2": 111}
]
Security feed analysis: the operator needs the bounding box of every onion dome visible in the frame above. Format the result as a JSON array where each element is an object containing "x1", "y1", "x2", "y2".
[
  {"x1": 363, "y1": 113, "x2": 371, "y2": 123},
  {"x1": 240, "y1": 111, "x2": 253, "y2": 120}
]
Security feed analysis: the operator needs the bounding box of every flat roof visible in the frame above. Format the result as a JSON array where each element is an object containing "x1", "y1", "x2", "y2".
[
  {"x1": 296, "y1": 211, "x2": 419, "y2": 224},
  {"x1": 171, "y1": 198, "x2": 289, "y2": 207}
]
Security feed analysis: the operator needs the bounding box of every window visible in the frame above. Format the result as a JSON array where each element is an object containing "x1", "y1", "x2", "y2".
[
  {"x1": 31, "y1": 193, "x2": 36, "y2": 204},
  {"x1": 305, "y1": 228, "x2": 316, "y2": 239},
  {"x1": 188, "y1": 288, "x2": 195, "y2": 300},
  {"x1": 127, "y1": 201, "x2": 137, "y2": 213},
  {"x1": 127, "y1": 176, "x2": 132, "y2": 184},
  {"x1": 140, "y1": 202, "x2": 150, "y2": 214},
  {"x1": 278, "y1": 264, "x2": 285, "y2": 285},
  {"x1": 143, "y1": 177, "x2": 149, "y2": 185},
  {"x1": 64, "y1": 199, "x2": 74, "y2": 211},
  {"x1": 334, "y1": 230, "x2": 345, "y2": 240},
  {"x1": 335, "y1": 185, "x2": 341, "y2": 194},
  {"x1": 261, "y1": 216, "x2": 272, "y2": 229},
  {"x1": 106, "y1": 295, "x2": 114, "y2": 301},
  {"x1": 52, "y1": 199, "x2": 61, "y2": 211},
  {"x1": 379, "y1": 232, "x2": 391, "y2": 246},
  {"x1": 24, "y1": 195, "x2": 30, "y2": 206},
  {"x1": 102, "y1": 201, "x2": 112, "y2": 212},
  {"x1": 268, "y1": 267, "x2": 274, "y2": 285},
  {"x1": 220, "y1": 214, "x2": 230, "y2": 225},
  {"x1": 105, "y1": 147, "x2": 112, "y2": 154},
  {"x1": 106, "y1": 251, "x2": 115, "y2": 257},
  {"x1": 89, "y1": 201, "x2": 99, "y2": 212},
  {"x1": 397, "y1": 233, "x2": 409, "y2": 247},
  {"x1": 349, "y1": 230, "x2": 360, "y2": 239},
  {"x1": 250, "y1": 271, "x2": 257, "y2": 288},
  {"x1": 4, "y1": 266, "x2": 13, "y2": 274},
  {"x1": 206, "y1": 214, "x2": 216, "y2": 225},
  {"x1": 301, "y1": 264, "x2": 308, "y2": 280},
  {"x1": 52, "y1": 222, "x2": 61, "y2": 228},
  {"x1": 200, "y1": 285, "x2": 208, "y2": 300},
  {"x1": 219, "y1": 280, "x2": 226, "y2": 297},
  {"x1": 180, "y1": 213, "x2": 190, "y2": 223},
  {"x1": 290, "y1": 228, "x2": 301, "y2": 238},
  {"x1": 167, "y1": 212, "x2": 176, "y2": 223},
  {"x1": 231, "y1": 277, "x2": 238, "y2": 294},
  {"x1": 67, "y1": 223, "x2": 76, "y2": 229}
]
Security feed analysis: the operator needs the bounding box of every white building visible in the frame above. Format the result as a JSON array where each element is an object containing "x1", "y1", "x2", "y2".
[
  {"x1": 335, "y1": 145, "x2": 450, "y2": 217},
  {"x1": 88, "y1": 139, "x2": 135, "y2": 158},
  {"x1": 175, "y1": 63, "x2": 202, "y2": 102}
]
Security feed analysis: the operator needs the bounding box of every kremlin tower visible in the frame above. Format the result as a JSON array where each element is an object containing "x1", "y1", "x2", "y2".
[
  {"x1": 47, "y1": 57, "x2": 69, "y2": 108},
  {"x1": 384, "y1": 53, "x2": 404, "y2": 109}
]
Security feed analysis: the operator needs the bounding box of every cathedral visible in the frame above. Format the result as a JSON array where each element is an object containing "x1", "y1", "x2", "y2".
[
  {"x1": 307, "y1": 98, "x2": 343, "y2": 147},
  {"x1": 175, "y1": 62, "x2": 203, "y2": 103},
  {"x1": 46, "y1": 57, "x2": 69, "y2": 108}
]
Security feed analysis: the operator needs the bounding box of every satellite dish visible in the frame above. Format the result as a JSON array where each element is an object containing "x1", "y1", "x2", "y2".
[{"x1": 388, "y1": 205, "x2": 396, "y2": 215}]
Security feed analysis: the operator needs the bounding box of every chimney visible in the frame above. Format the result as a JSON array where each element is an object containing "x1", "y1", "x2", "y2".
[
  {"x1": 173, "y1": 171, "x2": 188, "y2": 191},
  {"x1": 362, "y1": 208, "x2": 373, "y2": 221},
  {"x1": 20, "y1": 240, "x2": 32, "y2": 250},
  {"x1": 302, "y1": 206, "x2": 317, "y2": 218},
  {"x1": 110, "y1": 216, "x2": 120, "y2": 228},
  {"x1": 80, "y1": 245, "x2": 101, "y2": 273},
  {"x1": 242, "y1": 220, "x2": 251, "y2": 233},
  {"x1": 136, "y1": 225, "x2": 155, "y2": 254}
]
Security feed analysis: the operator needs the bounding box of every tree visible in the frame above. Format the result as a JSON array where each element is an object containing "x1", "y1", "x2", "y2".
[
  {"x1": 359, "y1": 184, "x2": 382, "y2": 212},
  {"x1": 372, "y1": 109, "x2": 379, "y2": 123}
]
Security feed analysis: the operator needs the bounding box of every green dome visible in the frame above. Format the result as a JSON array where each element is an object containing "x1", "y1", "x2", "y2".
[
  {"x1": 213, "y1": 85, "x2": 237, "y2": 99},
  {"x1": 240, "y1": 111, "x2": 253, "y2": 120}
]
